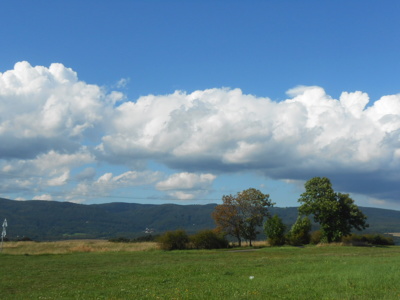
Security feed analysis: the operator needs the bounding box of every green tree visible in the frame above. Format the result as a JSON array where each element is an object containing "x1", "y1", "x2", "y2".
[
  {"x1": 264, "y1": 214, "x2": 286, "y2": 246},
  {"x1": 288, "y1": 216, "x2": 311, "y2": 245},
  {"x1": 298, "y1": 177, "x2": 368, "y2": 243},
  {"x1": 212, "y1": 188, "x2": 274, "y2": 246}
]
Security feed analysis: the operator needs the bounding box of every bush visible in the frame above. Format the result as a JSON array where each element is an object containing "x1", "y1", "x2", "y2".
[
  {"x1": 264, "y1": 215, "x2": 286, "y2": 246},
  {"x1": 157, "y1": 230, "x2": 190, "y2": 250},
  {"x1": 310, "y1": 230, "x2": 323, "y2": 245},
  {"x1": 342, "y1": 234, "x2": 395, "y2": 246},
  {"x1": 367, "y1": 234, "x2": 394, "y2": 245},
  {"x1": 190, "y1": 229, "x2": 229, "y2": 249},
  {"x1": 341, "y1": 234, "x2": 365, "y2": 246},
  {"x1": 133, "y1": 234, "x2": 158, "y2": 242},
  {"x1": 287, "y1": 216, "x2": 311, "y2": 246}
]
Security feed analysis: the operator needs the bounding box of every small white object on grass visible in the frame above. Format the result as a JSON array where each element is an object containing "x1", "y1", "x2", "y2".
[{"x1": 249, "y1": 276, "x2": 254, "y2": 280}]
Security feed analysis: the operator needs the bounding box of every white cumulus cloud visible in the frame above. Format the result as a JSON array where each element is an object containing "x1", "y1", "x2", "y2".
[
  {"x1": 156, "y1": 172, "x2": 216, "y2": 190},
  {"x1": 156, "y1": 172, "x2": 216, "y2": 200},
  {"x1": 99, "y1": 86, "x2": 400, "y2": 202},
  {"x1": 0, "y1": 61, "x2": 117, "y2": 159},
  {"x1": 1, "y1": 61, "x2": 399, "y2": 204},
  {"x1": 0, "y1": 62, "x2": 119, "y2": 202}
]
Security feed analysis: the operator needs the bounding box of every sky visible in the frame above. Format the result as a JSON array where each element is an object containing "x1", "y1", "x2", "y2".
[{"x1": 0, "y1": 1, "x2": 399, "y2": 209}]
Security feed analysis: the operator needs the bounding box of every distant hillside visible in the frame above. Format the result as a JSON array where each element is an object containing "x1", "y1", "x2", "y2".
[{"x1": 0, "y1": 198, "x2": 399, "y2": 241}]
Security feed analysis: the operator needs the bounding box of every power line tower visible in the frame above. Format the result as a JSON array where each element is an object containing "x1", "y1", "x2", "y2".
[{"x1": 1, "y1": 219, "x2": 7, "y2": 252}]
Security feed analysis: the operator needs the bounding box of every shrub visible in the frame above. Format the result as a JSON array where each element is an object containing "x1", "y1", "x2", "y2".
[
  {"x1": 367, "y1": 234, "x2": 394, "y2": 245},
  {"x1": 310, "y1": 230, "x2": 323, "y2": 245},
  {"x1": 287, "y1": 216, "x2": 311, "y2": 246},
  {"x1": 157, "y1": 230, "x2": 190, "y2": 250},
  {"x1": 133, "y1": 234, "x2": 158, "y2": 242},
  {"x1": 190, "y1": 229, "x2": 229, "y2": 249},
  {"x1": 342, "y1": 234, "x2": 395, "y2": 246},
  {"x1": 264, "y1": 215, "x2": 286, "y2": 246},
  {"x1": 341, "y1": 234, "x2": 366, "y2": 246}
]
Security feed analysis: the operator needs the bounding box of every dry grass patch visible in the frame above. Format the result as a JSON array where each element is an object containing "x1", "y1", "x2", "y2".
[
  {"x1": 250, "y1": 240, "x2": 268, "y2": 247},
  {"x1": 229, "y1": 240, "x2": 268, "y2": 248},
  {"x1": 2, "y1": 240, "x2": 159, "y2": 255},
  {"x1": 387, "y1": 232, "x2": 400, "y2": 237}
]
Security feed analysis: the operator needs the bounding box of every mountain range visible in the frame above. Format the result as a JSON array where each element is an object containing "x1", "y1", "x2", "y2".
[{"x1": 1, "y1": 197, "x2": 399, "y2": 242}]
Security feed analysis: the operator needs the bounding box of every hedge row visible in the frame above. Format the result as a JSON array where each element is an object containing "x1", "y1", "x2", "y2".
[{"x1": 157, "y1": 229, "x2": 229, "y2": 250}]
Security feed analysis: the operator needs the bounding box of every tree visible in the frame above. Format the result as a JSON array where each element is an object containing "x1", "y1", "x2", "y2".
[
  {"x1": 212, "y1": 194, "x2": 243, "y2": 246},
  {"x1": 264, "y1": 214, "x2": 286, "y2": 246},
  {"x1": 298, "y1": 177, "x2": 368, "y2": 243},
  {"x1": 212, "y1": 188, "x2": 274, "y2": 246},
  {"x1": 287, "y1": 216, "x2": 311, "y2": 245},
  {"x1": 236, "y1": 188, "x2": 274, "y2": 246}
]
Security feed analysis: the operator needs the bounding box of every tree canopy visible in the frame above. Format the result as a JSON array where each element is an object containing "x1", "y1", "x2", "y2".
[
  {"x1": 298, "y1": 177, "x2": 368, "y2": 242},
  {"x1": 264, "y1": 214, "x2": 286, "y2": 246},
  {"x1": 212, "y1": 188, "x2": 274, "y2": 246},
  {"x1": 288, "y1": 216, "x2": 312, "y2": 245}
]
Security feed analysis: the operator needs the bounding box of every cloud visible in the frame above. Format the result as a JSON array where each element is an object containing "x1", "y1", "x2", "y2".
[
  {"x1": 1, "y1": 61, "x2": 399, "y2": 204},
  {"x1": 0, "y1": 61, "x2": 119, "y2": 201},
  {"x1": 33, "y1": 194, "x2": 53, "y2": 201},
  {"x1": 1, "y1": 149, "x2": 95, "y2": 178},
  {"x1": 99, "y1": 86, "x2": 400, "y2": 202},
  {"x1": 115, "y1": 78, "x2": 130, "y2": 89},
  {"x1": 156, "y1": 172, "x2": 216, "y2": 200},
  {"x1": 156, "y1": 172, "x2": 216, "y2": 190},
  {"x1": 0, "y1": 148, "x2": 95, "y2": 197},
  {"x1": 0, "y1": 61, "x2": 117, "y2": 160},
  {"x1": 75, "y1": 167, "x2": 97, "y2": 181},
  {"x1": 70, "y1": 170, "x2": 162, "y2": 200},
  {"x1": 47, "y1": 171, "x2": 70, "y2": 187}
]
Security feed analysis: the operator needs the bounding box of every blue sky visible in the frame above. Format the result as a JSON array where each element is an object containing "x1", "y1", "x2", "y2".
[{"x1": 0, "y1": 1, "x2": 399, "y2": 209}]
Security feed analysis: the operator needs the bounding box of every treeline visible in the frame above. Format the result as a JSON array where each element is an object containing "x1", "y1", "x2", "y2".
[
  {"x1": 194, "y1": 177, "x2": 394, "y2": 249},
  {"x1": 154, "y1": 229, "x2": 394, "y2": 251},
  {"x1": 264, "y1": 215, "x2": 394, "y2": 246},
  {"x1": 212, "y1": 177, "x2": 370, "y2": 246},
  {"x1": 145, "y1": 177, "x2": 396, "y2": 251}
]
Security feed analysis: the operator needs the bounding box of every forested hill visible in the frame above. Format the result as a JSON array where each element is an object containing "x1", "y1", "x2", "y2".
[{"x1": 0, "y1": 197, "x2": 399, "y2": 241}]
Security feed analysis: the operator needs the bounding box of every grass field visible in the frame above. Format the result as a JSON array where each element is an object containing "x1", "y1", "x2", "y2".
[{"x1": 1, "y1": 241, "x2": 400, "y2": 299}]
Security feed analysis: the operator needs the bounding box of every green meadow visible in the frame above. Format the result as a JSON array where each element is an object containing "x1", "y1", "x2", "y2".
[{"x1": 1, "y1": 241, "x2": 400, "y2": 299}]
